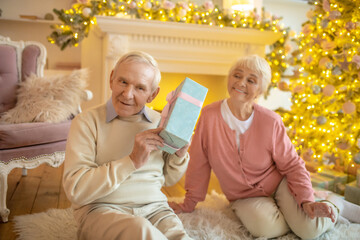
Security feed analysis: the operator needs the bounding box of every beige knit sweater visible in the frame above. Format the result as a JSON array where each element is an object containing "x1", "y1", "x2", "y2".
[{"x1": 63, "y1": 103, "x2": 189, "y2": 210}]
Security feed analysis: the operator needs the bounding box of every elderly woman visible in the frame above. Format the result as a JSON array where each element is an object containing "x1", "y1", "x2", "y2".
[{"x1": 169, "y1": 55, "x2": 340, "y2": 239}]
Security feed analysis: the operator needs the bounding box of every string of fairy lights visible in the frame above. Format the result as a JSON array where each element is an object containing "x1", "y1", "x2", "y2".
[{"x1": 47, "y1": 0, "x2": 292, "y2": 96}]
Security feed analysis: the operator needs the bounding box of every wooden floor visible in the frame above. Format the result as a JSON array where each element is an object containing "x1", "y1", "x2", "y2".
[{"x1": 0, "y1": 163, "x2": 222, "y2": 239}]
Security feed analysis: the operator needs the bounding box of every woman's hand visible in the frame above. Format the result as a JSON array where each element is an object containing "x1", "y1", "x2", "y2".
[
  {"x1": 168, "y1": 201, "x2": 184, "y2": 214},
  {"x1": 302, "y1": 201, "x2": 336, "y2": 223}
]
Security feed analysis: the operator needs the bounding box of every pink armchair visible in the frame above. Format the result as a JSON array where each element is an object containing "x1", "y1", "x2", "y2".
[{"x1": 0, "y1": 36, "x2": 92, "y2": 222}]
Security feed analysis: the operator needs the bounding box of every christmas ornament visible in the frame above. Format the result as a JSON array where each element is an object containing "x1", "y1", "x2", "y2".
[
  {"x1": 339, "y1": 58, "x2": 350, "y2": 70},
  {"x1": 178, "y1": 9, "x2": 187, "y2": 18},
  {"x1": 316, "y1": 116, "x2": 327, "y2": 125},
  {"x1": 278, "y1": 81, "x2": 289, "y2": 91},
  {"x1": 345, "y1": 21, "x2": 355, "y2": 31},
  {"x1": 82, "y1": 7, "x2": 91, "y2": 17},
  {"x1": 323, "y1": 84, "x2": 335, "y2": 96},
  {"x1": 204, "y1": 1, "x2": 214, "y2": 11},
  {"x1": 143, "y1": 1, "x2": 152, "y2": 11},
  {"x1": 302, "y1": 24, "x2": 312, "y2": 35},
  {"x1": 329, "y1": 11, "x2": 341, "y2": 20},
  {"x1": 337, "y1": 141, "x2": 350, "y2": 150},
  {"x1": 352, "y1": 55, "x2": 360, "y2": 69},
  {"x1": 302, "y1": 148, "x2": 314, "y2": 161},
  {"x1": 44, "y1": 13, "x2": 54, "y2": 20},
  {"x1": 322, "y1": 0, "x2": 330, "y2": 12},
  {"x1": 332, "y1": 66, "x2": 342, "y2": 76},
  {"x1": 321, "y1": 19, "x2": 329, "y2": 28},
  {"x1": 357, "y1": 138, "x2": 360, "y2": 149},
  {"x1": 342, "y1": 101, "x2": 356, "y2": 114},
  {"x1": 178, "y1": 2, "x2": 190, "y2": 11},
  {"x1": 354, "y1": 153, "x2": 360, "y2": 164},
  {"x1": 312, "y1": 85, "x2": 321, "y2": 94},
  {"x1": 303, "y1": 55, "x2": 313, "y2": 65},
  {"x1": 325, "y1": 62, "x2": 333, "y2": 69},
  {"x1": 321, "y1": 40, "x2": 336, "y2": 51},
  {"x1": 129, "y1": 1, "x2": 137, "y2": 9},
  {"x1": 292, "y1": 69, "x2": 301, "y2": 78},
  {"x1": 322, "y1": 152, "x2": 337, "y2": 165},
  {"x1": 312, "y1": 36, "x2": 323, "y2": 46},
  {"x1": 306, "y1": 10, "x2": 315, "y2": 19},
  {"x1": 319, "y1": 57, "x2": 330, "y2": 68},
  {"x1": 163, "y1": 1, "x2": 175, "y2": 10}
]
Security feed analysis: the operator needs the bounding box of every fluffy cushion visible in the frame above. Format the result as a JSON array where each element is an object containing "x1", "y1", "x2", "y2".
[{"x1": 0, "y1": 69, "x2": 88, "y2": 124}]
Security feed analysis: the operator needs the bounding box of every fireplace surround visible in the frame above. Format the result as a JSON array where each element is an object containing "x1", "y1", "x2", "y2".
[{"x1": 81, "y1": 16, "x2": 281, "y2": 108}]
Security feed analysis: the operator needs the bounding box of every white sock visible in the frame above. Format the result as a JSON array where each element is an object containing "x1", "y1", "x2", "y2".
[
  {"x1": 327, "y1": 194, "x2": 360, "y2": 223},
  {"x1": 337, "y1": 215, "x2": 350, "y2": 225}
]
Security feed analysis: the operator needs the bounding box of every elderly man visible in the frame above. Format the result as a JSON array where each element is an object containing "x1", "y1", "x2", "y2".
[{"x1": 63, "y1": 51, "x2": 191, "y2": 240}]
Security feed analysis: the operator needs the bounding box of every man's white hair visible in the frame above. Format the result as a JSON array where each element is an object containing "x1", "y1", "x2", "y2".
[{"x1": 112, "y1": 51, "x2": 161, "y2": 92}]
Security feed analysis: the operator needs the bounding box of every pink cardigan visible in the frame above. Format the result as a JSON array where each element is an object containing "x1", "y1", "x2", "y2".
[{"x1": 181, "y1": 101, "x2": 314, "y2": 212}]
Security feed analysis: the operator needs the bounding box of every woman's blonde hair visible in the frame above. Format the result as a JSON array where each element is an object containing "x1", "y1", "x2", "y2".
[{"x1": 228, "y1": 55, "x2": 271, "y2": 95}]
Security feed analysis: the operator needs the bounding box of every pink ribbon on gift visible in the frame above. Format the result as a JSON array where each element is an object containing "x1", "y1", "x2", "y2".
[
  {"x1": 159, "y1": 90, "x2": 204, "y2": 127},
  {"x1": 159, "y1": 90, "x2": 204, "y2": 152}
]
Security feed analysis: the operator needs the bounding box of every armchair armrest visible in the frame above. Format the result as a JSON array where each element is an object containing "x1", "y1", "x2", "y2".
[
  {"x1": 84, "y1": 89, "x2": 93, "y2": 101},
  {"x1": 77, "y1": 89, "x2": 93, "y2": 113}
]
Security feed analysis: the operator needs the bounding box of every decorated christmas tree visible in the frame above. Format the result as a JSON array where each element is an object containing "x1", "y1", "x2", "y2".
[{"x1": 281, "y1": 0, "x2": 360, "y2": 175}]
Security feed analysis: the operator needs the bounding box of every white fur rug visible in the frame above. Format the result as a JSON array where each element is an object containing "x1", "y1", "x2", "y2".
[{"x1": 13, "y1": 191, "x2": 360, "y2": 240}]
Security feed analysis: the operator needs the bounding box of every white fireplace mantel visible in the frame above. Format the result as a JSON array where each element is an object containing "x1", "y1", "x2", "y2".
[{"x1": 81, "y1": 16, "x2": 281, "y2": 106}]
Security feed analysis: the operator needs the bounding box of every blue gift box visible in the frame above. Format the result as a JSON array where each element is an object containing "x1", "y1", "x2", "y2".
[
  {"x1": 318, "y1": 168, "x2": 348, "y2": 194},
  {"x1": 310, "y1": 172, "x2": 334, "y2": 191},
  {"x1": 158, "y1": 77, "x2": 208, "y2": 154}
]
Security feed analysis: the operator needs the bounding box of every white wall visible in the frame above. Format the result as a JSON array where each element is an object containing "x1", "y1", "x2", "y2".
[
  {"x1": 0, "y1": 0, "x2": 80, "y2": 70},
  {"x1": 257, "y1": 0, "x2": 311, "y2": 110},
  {"x1": 263, "y1": 0, "x2": 310, "y2": 33},
  {"x1": 0, "y1": 19, "x2": 81, "y2": 70},
  {"x1": 0, "y1": 0, "x2": 73, "y2": 20}
]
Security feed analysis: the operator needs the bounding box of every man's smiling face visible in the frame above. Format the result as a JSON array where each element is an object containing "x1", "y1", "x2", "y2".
[{"x1": 110, "y1": 61, "x2": 158, "y2": 117}]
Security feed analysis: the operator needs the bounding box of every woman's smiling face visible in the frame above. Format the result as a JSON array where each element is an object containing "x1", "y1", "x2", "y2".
[{"x1": 227, "y1": 66, "x2": 262, "y2": 105}]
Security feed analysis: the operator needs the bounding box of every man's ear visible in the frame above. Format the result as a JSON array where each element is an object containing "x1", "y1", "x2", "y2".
[
  {"x1": 147, "y1": 87, "x2": 160, "y2": 103},
  {"x1": 109, "y1": 70, "x2": 114, "y2": 90}
]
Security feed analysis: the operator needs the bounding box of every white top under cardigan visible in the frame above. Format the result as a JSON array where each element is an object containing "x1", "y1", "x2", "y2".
[{"x1": 220, "y1": 99, "x2": 254, "y2": 149}]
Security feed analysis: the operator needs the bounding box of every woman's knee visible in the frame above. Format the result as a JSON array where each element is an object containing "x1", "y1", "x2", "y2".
[
  {"x1": 236, "y1": 208, "x2": 289, "y2": 238},
  {"x1": 290, "y1": 217, "x2": 335, "y2": 240}
]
